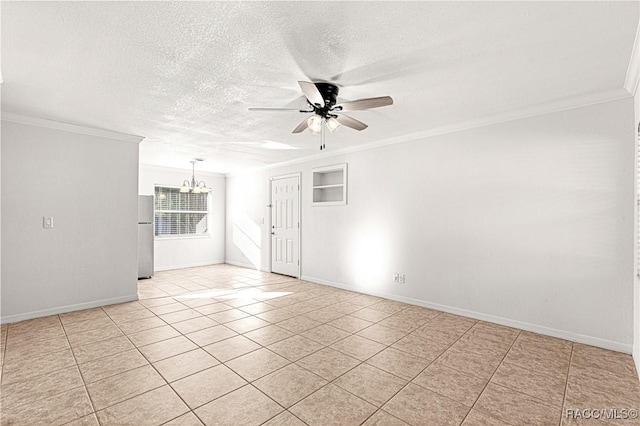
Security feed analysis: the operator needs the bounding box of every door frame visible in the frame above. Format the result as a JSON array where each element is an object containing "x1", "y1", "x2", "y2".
[{"x1": 269, "y1": 172, "x2": 301, "y2": 278}]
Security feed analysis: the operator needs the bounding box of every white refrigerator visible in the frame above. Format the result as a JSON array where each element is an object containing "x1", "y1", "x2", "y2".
[{"x1": 138, "y1": 195, "x2": 154, "y2": 279}]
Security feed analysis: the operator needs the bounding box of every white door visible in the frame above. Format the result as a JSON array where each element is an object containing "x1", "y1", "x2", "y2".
[{"x1": 271, "y1": 175, "x2": 300, "y2": 277}]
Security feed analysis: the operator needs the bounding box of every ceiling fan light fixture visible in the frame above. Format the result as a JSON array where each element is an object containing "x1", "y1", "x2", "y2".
[
  {"x1": 326, "y1": 117, "x2": 341, "y2": 132},
  {"x1": 307, "y1": 115, "x2": 323, "y2": 133}
]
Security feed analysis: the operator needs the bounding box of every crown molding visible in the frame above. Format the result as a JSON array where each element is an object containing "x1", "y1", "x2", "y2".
[
  {"x1": 624, "y1": 19, "x2": 640, "y2": 96},
  {"x1": 1, "y1": 112, "x2": 144, "y2": 144},
  {"x1": 139, "y1": 163, "x2": 226, "y2": 178},
  {"x1": 226, "y1": 88, "x2": 631, "y2": 178}
]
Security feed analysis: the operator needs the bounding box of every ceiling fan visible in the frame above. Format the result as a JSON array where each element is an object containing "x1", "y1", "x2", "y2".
[{"x1": 249, "y1": 81, "x2": 393, "y2": 148}]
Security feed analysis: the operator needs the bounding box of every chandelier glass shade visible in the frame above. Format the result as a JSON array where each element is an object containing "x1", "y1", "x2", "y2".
[{"x1": 180, "y1": 160, "x2": 210, "y2": 194}]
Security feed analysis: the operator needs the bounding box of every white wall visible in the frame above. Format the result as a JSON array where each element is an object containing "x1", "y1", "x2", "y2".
[
  {"x1": 1, "y1": 118, "x2": 140, "y2": 323},
  {"x1": 139, "y1": 165, "x2": 225, "y2": 271},
  {"x1": 634, "y1": 83, "x2": 640, "y2": 375},
  {"x1": 226, "y1": 98, "x2": 635, "y2": 353}
]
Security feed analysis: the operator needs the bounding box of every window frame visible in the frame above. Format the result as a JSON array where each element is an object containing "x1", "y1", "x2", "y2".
[{"x1": 154, "y1": 185, "x2": 211, "y2": 239}]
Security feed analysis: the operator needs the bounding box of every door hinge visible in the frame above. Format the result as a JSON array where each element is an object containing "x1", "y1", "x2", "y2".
[
  {"x1": 298, "y1": 260, "x2": 300, "y2": 266},
  {"x1": 297, "y1": 185, "x2": 300, "y2": 191},
  {"x1": 298, "y1": 222, "x2": 300, "y2": 228}
]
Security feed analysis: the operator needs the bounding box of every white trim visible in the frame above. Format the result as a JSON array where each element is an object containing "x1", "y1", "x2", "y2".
[
  {"x1": 624, "y1": 19, "x2": 640, "y2": 96},
  {"x1": 301, "y1": 275, "x2": 633, "y2": 354},
  {"x1": 226, "y1": 88, "x2": 630, "y2": 178},
  {"x1": 154, "y1": 260, "x2": 225, "y2": 272},
  {"x1": 269, "y1": 173, "x2": 302, "y2": 279},
  {"x1": 140, "y1": 163, "x2": 227, "y2": 178},
  {"x1": 1, "y1": 112, "x2": 144, "y2": 144},
  {"x1": 0, "y1": 294, "x2": 139, "y2": 325}
]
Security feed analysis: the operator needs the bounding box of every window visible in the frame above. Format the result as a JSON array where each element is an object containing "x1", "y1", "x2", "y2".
[{"x1": 154, "y1": 186, "x2": 208, "y2": 237}]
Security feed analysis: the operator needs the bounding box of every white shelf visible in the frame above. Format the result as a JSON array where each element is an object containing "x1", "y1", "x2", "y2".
[{"x1": 312, "y1": 163, "x2": 347, "y2": 206}]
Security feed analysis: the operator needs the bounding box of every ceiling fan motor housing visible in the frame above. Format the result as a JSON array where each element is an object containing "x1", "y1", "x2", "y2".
[{"x1": 312, "y1": 82, "x2": 340, "y2": 118}]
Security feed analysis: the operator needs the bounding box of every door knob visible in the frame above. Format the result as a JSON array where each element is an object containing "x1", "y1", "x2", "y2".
[{"x1": 271, "y1": 231, "x2": 275, "y2": 235}]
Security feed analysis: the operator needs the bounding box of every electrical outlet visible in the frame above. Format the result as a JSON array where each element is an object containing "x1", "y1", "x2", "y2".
[
  {"x1": 398, "y1": 274, "x2": 406, "y2": 284},
  {"x1": 43, "y1": 216, "x2": 54, "y2": 229},
  {"x1": 393, "y1": 273, "x2": 399, "y2": 282}
]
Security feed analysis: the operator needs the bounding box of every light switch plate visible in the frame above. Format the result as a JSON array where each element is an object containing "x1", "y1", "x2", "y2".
[{"x1": 43, "y1": 216, "x2": 54, "y2": 229}]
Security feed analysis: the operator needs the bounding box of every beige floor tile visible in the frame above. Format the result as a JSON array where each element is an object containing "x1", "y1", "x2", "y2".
[
  {"x1": 301, "y1": 324, "x2": 351, "y2": 346},
  {"x1": 159, "y1": 308, "x2": 204, "y2": 324},
  {"x1": 571, "y1": 343, "x2": 638, "y2": 378},
  {"x1": 256, "y1": 308, "x2": 300, "y2": 323},
  {"x1": 171, "y1": 364, "x2": 247, "y2": 409},
  {"x1": 330, "y1": 334, "x2": 386, "y2": 361},
  {"x1": 268, "y1": 335, "x2": 325, "y2": 362},
  {"x1": 369, "y1": 300, "x2": 408, "y2": 314},
  {"x1": 563, "y1": 382, "x2": 640, "y2": 415},
  {"x1": 334, "y1": 363, "x2": 407, "y2": 407},
  {"x1": 461, "y1": 409, "x2": 511, "y2": 426},
  {"x1": 65, "y1": 413, "x2": 100, "y2": 426},
  {"x1": 8, "y1": 315, "x2": 62, "y2": 334},
  {"x1": 60, "y1": 308, "x2": 108, "y2": 325},
  {"x1": 303, "y1": 307, "x2": 345, "y2": 323},
  {"x1": 153, "y1": 348, "x2": 219, "y2": 382},
  {"x1": 6, "y1": 324, "x2": 67, "y2": 344},
  {"x1": 296, "y1": 347, "x2": 360, "y2": 381},
  {"x1": 262, "y1": 411, "x2": 307, "y2": 426},
  {"x1": 357, "y1": 324, "x2": 408, "y2": 345},
  {"x1": 518, "y1": 331, "x2": 572, "y2": 354},
  {"x1": 391, "y1": 333, "x2": 451, "y2": 361},
  {"x1": 138, "y1": 335, "x2": 199, "y2": 362},
  {"x1": 377, "y1": 315, "x2": 430, "y2": 333},
  {"x1": 502, "y1": 343, "x2": 570, "y2": 378},
  {"x1": 492, "y1": 362, "x2": 566, "y2": 407},
  {"x1": 362, "y1": 410, "x2": 409, "y2": 425},
  {"x1": 328, "y1": 315, "x2": 374, "y2": 333},
  {"x1": 351, "y1": 307, "x2": 394, "y2": 322},
  {"x1": 437, "y1": 346, "x2": 503, "y2": 380},
  {"x1": 277, "y1": 316, "x2": 323, "y2": 333},
  {"x1": 1, "y1": 365, "x2": 84, "y2": 410},
  {"x1": 117, "y1": 316, "x2": 167, "y2": 334},
  {"x1": 244, "y1": 324, "x2": 295, "y2": 346},
  {"x1": 66, "y1": 324, "x2": 124, "y2": 347},
  {"x1": 72, "y1": 335, "x2": 134, "y2": 364},
  {"x1": 466, "y1": 322, "x2": 520, "y2": 346},
  {"x1": 195, "y1": 302, "x2": 234, "y2": 315},
  {"x1": 86, "y1": 364, "x2": 166, "y2": 410},
  {"x1": 221, "y1": 315, "x2": 271, "y2": 334},
  {"x1": 171, "y1": 316, "x2": 218, "y2": 334},
  {"x1": 0, "y1": 386, "x2": 93, "y2": 425},
  {"x1": 195, "y1": 384, "x2": 283, "y2": 425},
  {"x1": 127, "y1": 324, "x2": 181, "y2": 347},
  {"x1": 180, "y1": 297, "x2": 219, "y2": 308},
  {"x1": 5, "y1": 335, "x2": 71, "y2": 363},
  {"x1": 474, "y1": 383, "x2": 560, "y2": 425},
  {"x1": 208, "y1": 308, "x2": 250, "y2": 323},
  {"x1": 62, "y1": 316, "x2": 115, "y2": 335},
  {"x1": 383, "y1": 382, "x2": 470, "y2": 426},
  {"x1": 78, "y1": 348, "x2": 148, "y2": 383},
  {"x1": 569, "y1": 363, "x2": 640, "y2": 404},
  {"x1": 450, "y1": 334, "x2": 511, "y2": 359},
  {"x1": 220, "y1": 297, "x2": 260, "y2": 308},
  {"x1": 107, "y1": 307, "x2": 156, "y2": 325},
  {"x1": 148, "y1": 302, "x2": 189, "y2": 316},
  {"x1": 366, "y1": 347, "x2": 430, "y2": 381},
  {"x1": 290, "y1": 383, "x2": 376, "y2": 425},
  {"x1": 1, "y1": 347, "x2": 76, "y2": 385},
  {"x1": 203, "y1": 335, "x2": 261, "y2": 362},
  {"x1": 185, "y1": 324, "x2": 238, "y2": 346},
  {"x1": 254, "y1": 363, "x2": 327, "y2": 408},
  {"x1": 96, "y1": 385, "x2": 189, "y2": 425},
  {"x1": 226, "y1": 347, "x2": 290, "y2": 381},
  {"x1": 349, "y1": 294, "x2": 385, "y2": 307},
  {"x1": 102, "y1": 301, "x2": 147, "y2": 316},
  {"x1": 163, "y1": 411, "x2": 205, "y2": 425},
  {"x1": 239, "y1": 301, "x2": 276, "y2": 315},
  {"x1": 413, "y1": 363, "x2": 487, "y2": 407}
]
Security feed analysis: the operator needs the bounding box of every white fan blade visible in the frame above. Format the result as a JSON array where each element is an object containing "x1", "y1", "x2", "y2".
[
  {"x1": 336, "y1": 114, "x2": 368, "y2": 131},
  {"x1": 292, "y1": 118, "x2": 309, "y2": 133},
  {"x1": 335, "y1": 96, "x2": 393, "y2": 112},
  {"x1": 298, "y1": 81, "x2": 325, "y2": 107}
]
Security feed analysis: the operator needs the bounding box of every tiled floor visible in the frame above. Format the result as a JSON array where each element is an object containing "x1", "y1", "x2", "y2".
[{"x1": 1, "y1": 265, "x2": 639, "y2": 425}]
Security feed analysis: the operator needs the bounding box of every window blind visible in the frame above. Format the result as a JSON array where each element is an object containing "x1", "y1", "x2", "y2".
[{"x1": 154, "y1": 186, "x2": 209, "y2": 237}]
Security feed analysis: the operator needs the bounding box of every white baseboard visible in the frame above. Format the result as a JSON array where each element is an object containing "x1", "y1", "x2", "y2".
[
  {"x1": 301, "y1": 275, "x2": 633, "y2": 355},
  {"x1": 154, "y1": 260, "x2": 225, "y2": 272},
  {"x1": 1, "y1": 294, "x2": 139, "y2": 325},
  {"x1": 225, "y1": 260, "x2": 261, "y2": 270}
]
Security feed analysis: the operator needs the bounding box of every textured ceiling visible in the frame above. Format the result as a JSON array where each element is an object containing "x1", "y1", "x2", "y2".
[{"x1": 2, "y1": 2, "x2": 638, "y2": 173}]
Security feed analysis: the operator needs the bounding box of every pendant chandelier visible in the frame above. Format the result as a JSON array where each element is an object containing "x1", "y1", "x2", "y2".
[{"x1": 180, "y1": 160, "x2": 210, "y2": 194}]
